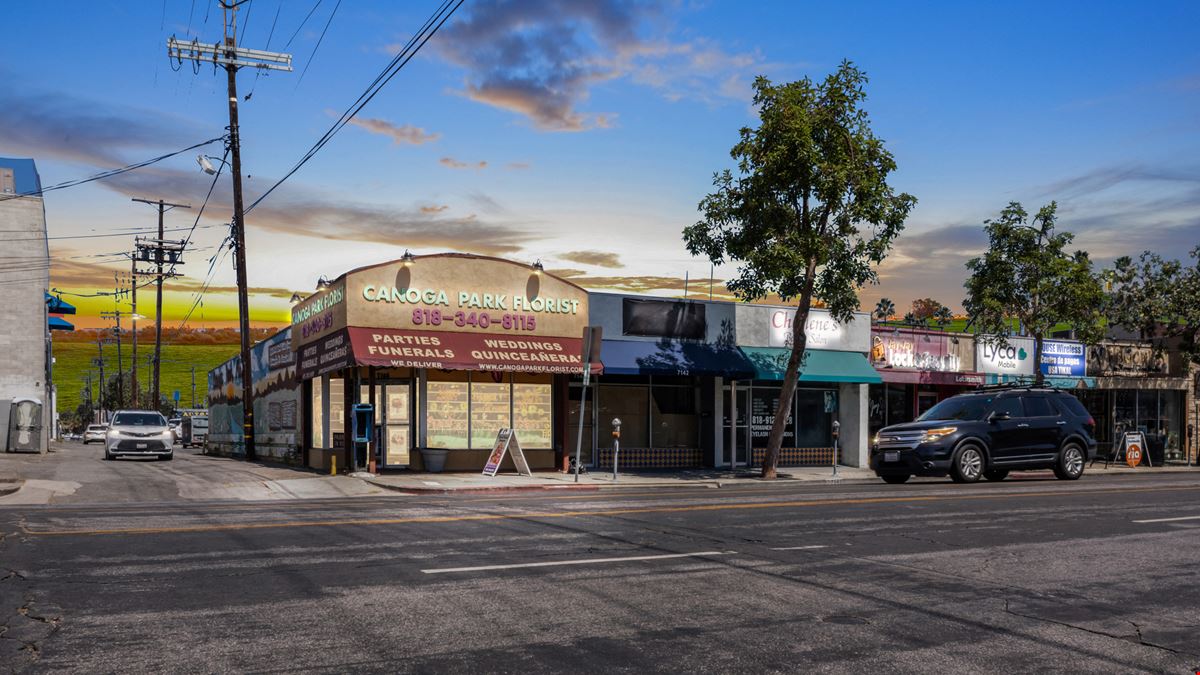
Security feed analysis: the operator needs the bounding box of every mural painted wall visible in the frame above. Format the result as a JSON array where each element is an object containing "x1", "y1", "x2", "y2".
[{"x1": 207, "y1": 328, "x2": 301, "y2": 460}]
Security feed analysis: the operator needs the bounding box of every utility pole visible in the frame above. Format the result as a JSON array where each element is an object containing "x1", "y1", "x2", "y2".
[
  {"x1": 191, "y1": 365, "x2": 197, "y2": 408},
  {"x1": 132, "y1": 200, "x2": 190, "y2": 407},
  {"x1": 169, "y1": 3, "x2": 292, "y2": 461},
  {"x1": 130, "y1": 253, "x2": 138, "y2": 408}
]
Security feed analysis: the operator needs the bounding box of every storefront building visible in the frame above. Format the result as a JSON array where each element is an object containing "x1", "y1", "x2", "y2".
[
  {"x1": 867, "y1": 328, "x2": 983, "y2": 438},
  {"x1": 208, "y1": 253, "x2": 883, "y2": 472}
]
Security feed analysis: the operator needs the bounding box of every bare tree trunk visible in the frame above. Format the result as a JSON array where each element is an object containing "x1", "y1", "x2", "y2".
[
  {"x1": 1033, "y1": 332, "x2": 1044, "y2": 386},
  {"x1": 762, "y1": 257, "x2": 817, "y2": 479}
]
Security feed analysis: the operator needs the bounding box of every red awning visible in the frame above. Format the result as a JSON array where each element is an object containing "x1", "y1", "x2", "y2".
[
  {"x1": 878, "y1": 369, "x2": 985, "y2": 386},
  {"x1": 348, "y1": 327, "x2": 601, "y2": 375}
]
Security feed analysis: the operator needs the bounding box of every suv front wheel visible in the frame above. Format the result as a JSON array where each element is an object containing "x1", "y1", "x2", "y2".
[
  {"x1": 1054, "y1": 443, "x2": 1085, "y2": 480},
  {"x1": 950, "y1": 444, "x2": 985, "y2": 483}
]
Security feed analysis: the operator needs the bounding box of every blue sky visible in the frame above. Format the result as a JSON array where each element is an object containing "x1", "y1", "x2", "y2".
[{"x1": 2, "y1": 0, "x2": 1198, "y2": 326}]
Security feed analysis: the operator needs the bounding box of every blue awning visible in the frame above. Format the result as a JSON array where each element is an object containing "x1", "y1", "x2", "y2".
[
  {"x1": 45, "y1": 293, "x2": 76, "y2": 315},
  {"x1": 741, "y1": 347, "x2": 882, "y2": 383},
  {"x1": 48, "y1": 316, "x2": 74, "y2": 331},
  {"x1": 599, "y1": 339, "x2": 756, "y2": 378}
]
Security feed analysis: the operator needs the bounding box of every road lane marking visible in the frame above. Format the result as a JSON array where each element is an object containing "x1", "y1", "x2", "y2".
[
  {"x1": 770, "y1": 545, "x2": 828, "y2": 551},
  {"x1": 421, "y1": 551, "x2": 733, "y2": 574},
  {"x1": 20, "y1": 484, "x2": 1200, "y2": 537},
  {"x1": 1131, "y1": 514, "x2": 1200, "y2": 523}
]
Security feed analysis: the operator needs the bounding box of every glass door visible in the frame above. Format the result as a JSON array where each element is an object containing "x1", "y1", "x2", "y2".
[
  {"x1": 383, "y1": 383, "x2": 412, "y2": 467},
  {"x1": 721, "y1": 383, "x2": 748, "y2": 467}
]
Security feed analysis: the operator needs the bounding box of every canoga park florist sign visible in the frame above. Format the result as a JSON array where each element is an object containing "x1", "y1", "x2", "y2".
[
  {"x1": 768, "y1": 308, "x2": 870, "y2": 352},
  {"x1": 976, "y1": 337, "x2": 1086, "y2": 377}
]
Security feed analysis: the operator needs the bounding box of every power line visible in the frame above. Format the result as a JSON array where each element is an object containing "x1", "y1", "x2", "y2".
[
  {"x1": 295, "y1": 0, "x2": 341, "y2": 86},
  {"x1": 284, "y1": 0, "x2": 323, "y2": 49},
  {"x1": 0, "y1": 136, "x2": 224, "y2": 202},
  {"x1": 245, "y1": 0, "x2": 462, "y2": 216}
]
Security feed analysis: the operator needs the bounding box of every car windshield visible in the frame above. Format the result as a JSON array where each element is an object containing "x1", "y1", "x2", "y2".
[
  {"x1": 111, "y1": 412, "x2": 166, "y2": 426},
  {"x1": 87, "y1": 425, "x2": 104, "y2": 431},
  {"x1": 917, "y1": 396, "x2": 993, "y2": 422}
]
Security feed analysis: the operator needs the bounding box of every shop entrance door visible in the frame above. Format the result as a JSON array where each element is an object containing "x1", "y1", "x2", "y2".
[
  {"x1": 364, "y1": 382, "x2": 412, "y2": 468},
  {"x1": 721, "y1": 383, "x2": 749, "y2": 468},
  {"x1": 917, "y1": 392, "x2": 938, "y2": 418}
]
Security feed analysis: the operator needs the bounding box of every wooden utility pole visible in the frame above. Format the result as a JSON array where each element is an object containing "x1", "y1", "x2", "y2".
[
  {"x1": 132, "y1": 199, "x2": 190, "y2": 408},
  {"x1": 168, "y1": 2, "x2": 292, "y2": 461},
  {"x1": 130, "y1": 253, "x2": 138, "y2": 408}
]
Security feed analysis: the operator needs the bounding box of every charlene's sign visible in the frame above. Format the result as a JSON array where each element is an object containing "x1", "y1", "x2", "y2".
[
  {"x1": 291, "y1": 253, "x2": 590, "y2": 350},
  {"x1": 767, "y1": 308, "x2": 870, "y2": 352}
]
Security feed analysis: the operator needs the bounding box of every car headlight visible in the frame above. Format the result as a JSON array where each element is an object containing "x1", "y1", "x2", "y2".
[
  {"x1": 922, "y1": 427, "x2": 958, "y2": 442},
  {"x1": 871, "y1": 433, "x2": 880, "y2": 446},
  {"x1": 107, "y1": 429, "x2": 120, "y2": 438}
]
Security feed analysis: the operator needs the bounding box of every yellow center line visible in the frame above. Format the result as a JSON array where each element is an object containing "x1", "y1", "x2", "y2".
[{"x1": 19, "y1": 483, "x2": 1200, "y2": 537}]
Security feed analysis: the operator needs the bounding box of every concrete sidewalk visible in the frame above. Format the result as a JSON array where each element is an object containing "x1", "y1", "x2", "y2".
[{"x1": 361, "y1": 465, "x2": 879, "y2": 494}]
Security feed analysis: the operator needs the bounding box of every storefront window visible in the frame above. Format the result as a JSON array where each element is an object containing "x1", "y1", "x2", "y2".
[
  {"x1": 794, "y1": 389, "x2": 833, "y2": 447},
  {"x1": 513, "y1": 383, "x2": 553, "y2": 448},
  {"x1": 426, "y1": 378, "x2": 469, "y2": 449},
  {"x1": 886, "y1": 384, "x2": 914, "y2": 427},
  {"x1": 1160, "y1": 392, "x2": 1183, "y2": 462},
  {"x1": 868, "y1": 384, "x2": 886, "y2": 436},
  {"x1": 599, "y1": 385, "x2": 649, "y2": 447},
  {"x1": 652, "y1": 384, "x2": 699, "y2": 448},
  {"x1": 311, "y1": 379, "x2": 324, "y2": 448},
  {"x1": 471, "y1": 380, "x2": 511, "y2": 448},
  {"x1": 750, "y1": 386, "x2": 793, "y2": 448}
]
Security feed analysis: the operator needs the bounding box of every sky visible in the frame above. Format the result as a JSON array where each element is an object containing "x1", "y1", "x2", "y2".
[{"x1": 2, "y1": 0, "x2": 1198, "y2": 329}]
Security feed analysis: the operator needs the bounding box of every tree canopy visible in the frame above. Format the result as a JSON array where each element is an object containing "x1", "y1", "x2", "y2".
[
  {"x1": 684, "y1": 61, "x2": 915, "y2": 478},
  {"x1": 964, "y1": 201, "x2": 1104, "y2": 384}
]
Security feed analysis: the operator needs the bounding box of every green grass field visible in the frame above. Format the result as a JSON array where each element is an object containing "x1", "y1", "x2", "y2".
[{"x1": 53, "y1": 342, "x2": 240, "y2": 415}]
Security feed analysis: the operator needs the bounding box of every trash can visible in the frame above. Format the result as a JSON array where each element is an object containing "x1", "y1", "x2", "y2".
[{"x1": 7, "y1": 398, "x2": 43, "y2": 453}]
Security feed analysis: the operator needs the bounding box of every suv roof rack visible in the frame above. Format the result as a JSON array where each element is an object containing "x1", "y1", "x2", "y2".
[{"x1": 972, "y1": 382, "x2": 1062, "y2": 392}]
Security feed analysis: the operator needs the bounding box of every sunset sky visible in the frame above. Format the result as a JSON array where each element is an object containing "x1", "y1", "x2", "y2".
[{"x1": 3, "y1": 1, "x2": 1199, "y2": 330}]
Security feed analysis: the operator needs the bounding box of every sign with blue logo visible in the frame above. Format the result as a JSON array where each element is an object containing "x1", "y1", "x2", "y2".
[
  {"x1": 1040, "y1": 340, "x2": 1086, "y2": 377},
  {"x1": 173, "y1": 390, "x2": 181, "y2": 402}
]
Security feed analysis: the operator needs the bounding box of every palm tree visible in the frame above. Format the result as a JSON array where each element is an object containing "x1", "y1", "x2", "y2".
[
  {"x1": 873, "y1": 298, "x2": 895, "y2": 324},
  {"x1": 934, "y1": 305, "x2": 954, "y2": 328}
]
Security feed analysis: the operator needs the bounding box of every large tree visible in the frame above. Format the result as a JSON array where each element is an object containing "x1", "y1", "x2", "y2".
[
  {"x1": 684, "y1": 62, "x2": 915, "y2": 479},
  {"x1": 1108, "y1": 245, "x2": 1200, "y2": 364},
  {"x1": 964, "y1": 201, "x2": 1105, "y2": 385}
]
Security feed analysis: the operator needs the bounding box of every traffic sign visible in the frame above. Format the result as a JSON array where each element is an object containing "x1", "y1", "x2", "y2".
[{"x1": 173, "y1": 390, "x2": 181, "y2": 402}]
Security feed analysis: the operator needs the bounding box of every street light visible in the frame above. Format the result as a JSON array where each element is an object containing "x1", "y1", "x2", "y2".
[
  {"x1": 196, "y1": 154, "x2": 230, "y2": 175},
  {"x1": 289, "y1": 293, "x2": 304, "y2": 305}
]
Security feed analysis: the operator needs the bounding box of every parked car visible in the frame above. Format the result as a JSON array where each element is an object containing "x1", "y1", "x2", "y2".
[
  {"x1": 871, "y1": 386, "x2": 1097, "y2": 484},
  {"x1": 103, "y1": 410, "x2": 174, "y2": 461},
  {"x1": 180, "y1": 415, "x2": 208, "y2": 448},
  {"x1": 83, "y1": 424, "x2": 108, "y2": 444},
  {"x1": 168, "y1": 417, "x2": 183, "y2": 442}
]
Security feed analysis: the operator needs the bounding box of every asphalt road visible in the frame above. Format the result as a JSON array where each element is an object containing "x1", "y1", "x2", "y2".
[{"x1": 2, "y1": 443, "x2": 1199, "y2": 673}]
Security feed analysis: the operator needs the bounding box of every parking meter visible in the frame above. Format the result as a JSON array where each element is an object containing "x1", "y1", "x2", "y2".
[
  {"x1": 611, "y1": 417, "x2": 622, "y2": 481},
  {"x1": 831, "y1": 420, "x2": 841, "y2": 477}
]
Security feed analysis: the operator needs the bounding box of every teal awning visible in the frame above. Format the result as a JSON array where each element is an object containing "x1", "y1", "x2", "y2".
[{"x1": 740, "y1": 347, "x2": 882, "y2": 383}]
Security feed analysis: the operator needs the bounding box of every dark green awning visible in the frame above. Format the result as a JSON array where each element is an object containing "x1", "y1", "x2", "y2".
[{"x1": 740, "y1": 347, "x2": 881, "y2": 383}]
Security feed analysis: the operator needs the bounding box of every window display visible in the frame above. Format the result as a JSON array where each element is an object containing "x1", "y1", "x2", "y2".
[
  {"x1": 471, "y1": 381, "x2": 511, "y2": 448},
  {"x1": 599, "y1": 385, "x2": 649, "y2": 447},
  {"x1": 329, "y1": 378, "x2": 344, "y2": 443},
  {"x1": 426, "y1": 380, "x2": 469, "y2": 449},
  {"x1": 513, "y1": 383, "x2": 553, "y2": 448},
  {"x1": 652, "y1": 385, "x2": 699, "y2": 448}
]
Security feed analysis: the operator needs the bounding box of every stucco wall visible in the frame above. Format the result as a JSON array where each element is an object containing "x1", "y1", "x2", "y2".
[{"x1": 0, "y1": 195, "x2": 49, "y2": 449}]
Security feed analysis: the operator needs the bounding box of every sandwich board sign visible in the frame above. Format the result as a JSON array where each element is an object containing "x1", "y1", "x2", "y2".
[
  {"x1": 482, "y1": 428, "x2": 532, "y2": 477},
  {"x1": 1122, "y1": 431, "x2": 1146, "y2": 468}
]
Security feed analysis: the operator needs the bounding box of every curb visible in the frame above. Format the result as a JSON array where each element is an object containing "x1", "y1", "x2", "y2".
[
  {"x1": 363, "y1": 478, "x2": 605, "y2": 495},
  {"x1": 360, "y1": 475, "x2": 884, "y2": 494},
  {"x1": 0, "y1": 480, "x2": 23, "y2": 498}
]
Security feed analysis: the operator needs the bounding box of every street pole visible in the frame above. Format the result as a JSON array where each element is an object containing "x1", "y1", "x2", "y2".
[
  {"x1": 191, "y1": 365, "x2": 197, "y2": 408},
  {"x1": 130, "y1": 254, "x2": 138, "y2": 408},
  {"x1": 168, "y1": 2, "x2": 292, "y2": 462}
]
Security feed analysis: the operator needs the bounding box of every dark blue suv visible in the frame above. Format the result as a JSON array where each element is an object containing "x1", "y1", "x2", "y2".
[{"x1": 871, "y1": 386, "x2": 1097, "y2": 484}]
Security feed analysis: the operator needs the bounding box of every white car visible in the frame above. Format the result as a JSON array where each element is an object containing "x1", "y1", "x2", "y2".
[
  {"x1": 83, "y1": 424, "x2": 107, "y2": 444},
  {"x1": 104, "y1": 410, "x2": 174, "y2": 461}
]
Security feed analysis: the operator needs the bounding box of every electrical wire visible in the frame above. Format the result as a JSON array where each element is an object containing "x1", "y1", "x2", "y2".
[
  {"x1": 295, "y1": 0, "x2": 341, "y2": 86},
  {"x1": 0, "y1": 136, "x2": 224, "y2": 202},
  {"x1": 284, "y1": 0, "x2": 323, "y2": 49},
  {"x1": 245, "y1": 0, "x2": 283, "y2": 99},
  {"x1": 245, "y1": 0, "x2": 461, "y2": 216},
  {"x1": 177, "y1": 238, "x2": 233, "y2": 330}
]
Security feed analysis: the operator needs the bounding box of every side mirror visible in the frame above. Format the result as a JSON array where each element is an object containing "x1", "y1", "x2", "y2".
[{"x1": 989, "y1": 411, "x2": 1011, "y2": 423}]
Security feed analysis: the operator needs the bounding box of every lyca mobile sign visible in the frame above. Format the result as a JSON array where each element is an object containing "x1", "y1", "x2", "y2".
[{"x1": 976, "y1": 337, "x2": 1085, "y2": 377}]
